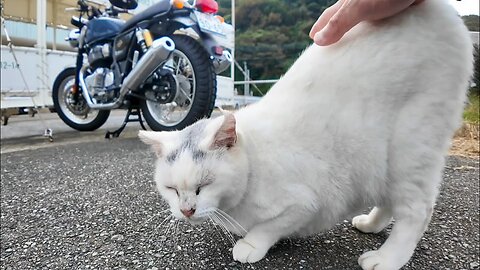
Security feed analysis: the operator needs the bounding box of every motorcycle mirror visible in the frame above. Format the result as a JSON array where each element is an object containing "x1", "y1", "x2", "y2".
[{"x1": 109, "y1": 0, "x2": 138, "y2": 10}]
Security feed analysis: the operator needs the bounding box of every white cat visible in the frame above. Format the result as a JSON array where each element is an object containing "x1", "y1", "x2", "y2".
[{"x1": 139, "y1": 0, "x2": 473, "y2": 269}]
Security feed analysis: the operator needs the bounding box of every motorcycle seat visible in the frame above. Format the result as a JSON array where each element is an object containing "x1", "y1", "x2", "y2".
[{"x1": 121, "y1": 0, "x2": 171, "y2": 32}]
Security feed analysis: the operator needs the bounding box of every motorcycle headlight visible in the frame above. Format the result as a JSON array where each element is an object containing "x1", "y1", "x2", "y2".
[{"x1": 65, "y1": 29, "x2": 80, "y2": 48}]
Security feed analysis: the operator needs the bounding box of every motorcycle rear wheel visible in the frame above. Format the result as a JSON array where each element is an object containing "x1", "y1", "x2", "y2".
[
  {"x1": 52, "y1": 68, "x2": 110, "y2": 131},
  {"x1": 141, "y1": 35, "x2": 216, "y2": 131}
]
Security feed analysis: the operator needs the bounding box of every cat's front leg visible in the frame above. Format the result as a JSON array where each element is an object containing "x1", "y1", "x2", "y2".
[
  {"x1": 232, "y1": 234, "x2": 273, "y2": 263},
  {"x1": 232, "y1": 209, "x2": 307, "y2": 263}
]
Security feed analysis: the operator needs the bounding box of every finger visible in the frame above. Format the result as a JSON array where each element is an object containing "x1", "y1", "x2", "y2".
[
  {"x1": 309, "y1": 0, "x2": 344, "y2": 39},
  {"x1": 313, "y1": 0, "x2": 363, "y2": 46}
]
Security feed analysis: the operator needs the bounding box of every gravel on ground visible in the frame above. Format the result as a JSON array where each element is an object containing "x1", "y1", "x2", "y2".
[{"x1": 1, "y1": 138, "x2": 479, "y2": 269}]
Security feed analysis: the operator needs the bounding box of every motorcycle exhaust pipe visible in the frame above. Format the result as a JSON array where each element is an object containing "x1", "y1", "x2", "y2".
[
  {"x1": 79, "y1": 37, "x2": 175, "y2": 110},
  {"x1": 121, "y1": 37, "x2": 175, "y2": 95}
]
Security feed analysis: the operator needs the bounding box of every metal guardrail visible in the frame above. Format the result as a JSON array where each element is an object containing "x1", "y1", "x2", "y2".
[{"x1": 233, "y1": 79, "x2": 279, "y2": 85}]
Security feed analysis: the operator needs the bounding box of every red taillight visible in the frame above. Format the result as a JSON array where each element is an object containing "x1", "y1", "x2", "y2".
[
  {"x1": 213, "y1": 46, "x2": 223, "y2": 56},
  {"x1": 196, "y1": 0, "x2": 218, "y2": 14}
]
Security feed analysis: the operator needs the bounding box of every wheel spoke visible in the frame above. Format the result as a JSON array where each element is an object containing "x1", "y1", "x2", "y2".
[
  {"x1": 178, "y1": 87, "x2": 192, "y2": 103},
  {"x1": 175, "y1": 57, "x2": 181, "y2": 75},
  {"x1": 145, "y1": 48, "x2": 196, "y2": 127}
]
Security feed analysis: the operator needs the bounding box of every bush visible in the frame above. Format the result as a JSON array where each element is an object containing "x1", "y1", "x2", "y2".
[
  {"x1": 464, "y1": 93, "x2": 480, "y2": 124},
  {"x1": 473, "y1": 44, "x2": 479, "y2": 93}
]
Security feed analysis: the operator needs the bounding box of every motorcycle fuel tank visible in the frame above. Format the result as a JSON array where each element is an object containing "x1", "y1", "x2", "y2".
[{"x1": 85, "y1": 17, "x2": 125, "y2": 45}]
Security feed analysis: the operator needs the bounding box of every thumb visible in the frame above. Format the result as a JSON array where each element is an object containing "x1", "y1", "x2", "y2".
[{"x1": 314, "y1": 2, "x2": 362, "y2": 46}]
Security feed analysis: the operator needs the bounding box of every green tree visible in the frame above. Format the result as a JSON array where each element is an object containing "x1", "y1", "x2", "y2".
[{"x1": 217, "y1": 0, "x2": 335, "y2": 92}]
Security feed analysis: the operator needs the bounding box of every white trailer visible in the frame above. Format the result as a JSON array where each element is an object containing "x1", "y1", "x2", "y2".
[
  {"x1": 1, "y1": 45, "x2": 76, "y2": 109},
  {"x1": 0, "y1": 45, "x2": 234, "y2": 109}
]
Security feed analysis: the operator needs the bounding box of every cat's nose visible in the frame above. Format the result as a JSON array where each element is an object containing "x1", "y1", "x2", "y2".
[{"x1": 181, "y1": 208, "x2": 196, "y2": 218}]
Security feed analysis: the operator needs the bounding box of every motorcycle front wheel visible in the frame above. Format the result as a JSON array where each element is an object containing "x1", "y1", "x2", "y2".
[
  {"x1": 141, "y1": 35, "x2": 216, "y2": 131},
  {"x1": 52, "y1": 68, "x2": 110, "y2": 131}
]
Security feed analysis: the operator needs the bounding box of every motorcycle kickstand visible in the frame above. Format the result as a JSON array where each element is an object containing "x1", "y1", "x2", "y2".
[{"x1": 105, "y1": 107, "x2": 147, "y2": 139}]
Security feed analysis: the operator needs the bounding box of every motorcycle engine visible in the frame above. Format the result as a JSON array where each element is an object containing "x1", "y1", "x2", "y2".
[
  {"x1": 88, "y1": 44, "x2": 111, "y2": 66},
  {"x1": 84, "y1": 68, "x2": 115, "y2": 104}
]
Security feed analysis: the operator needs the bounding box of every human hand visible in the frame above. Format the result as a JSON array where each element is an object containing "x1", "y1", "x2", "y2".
[{"x1": 309, "y1": 0, "x2": 424, "y2": 46}]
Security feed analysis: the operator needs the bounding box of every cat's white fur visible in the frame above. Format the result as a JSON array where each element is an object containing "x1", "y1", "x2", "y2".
[{"x1": 139, "y1": 1, "x2": 473, "y2": 269}]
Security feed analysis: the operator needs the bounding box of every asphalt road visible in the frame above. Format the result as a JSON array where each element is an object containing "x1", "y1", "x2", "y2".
[{"x1": 1, "y1": 136, "x2": 479, "y2": 270}]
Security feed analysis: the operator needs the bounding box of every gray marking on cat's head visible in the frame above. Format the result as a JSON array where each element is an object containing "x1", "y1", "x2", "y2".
[
  {"x1": 191, "y1": 150, "x2": 207, "y2": 162},
  {"x1": 166, "y1": 149, "x2": 180, "y2": 164},
  {"x1": 165, "y1": 120, "x2": 209, "y2": 164}
]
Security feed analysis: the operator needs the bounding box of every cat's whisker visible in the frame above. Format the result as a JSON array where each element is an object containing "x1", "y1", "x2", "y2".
[
  {"x1": 159, "y1": 218, "x2": 175, "y2": 244},
  {"x1": 150, "y1": 214, "x2": 173, "y2": 244},
  {"x1": 209, "y1": 214, "x2": 230, "y2": 241},
  {"x1": 165, "y1": 219, "x2": 176, "y2": 238},
  {"x1": 196, "y1": 207, "x2": 217, "y2": 218},
  {"x1": 210, "y1": 213, "x2": 234, "y2": 245},
  {"x1": 208, "y1": 216, "x2": 235, "y2": 250},
  {"x1": 213, "y1": 210, "x2": 246, "y2": 238},
  {"x1": 209, "y1": 213, "x2": 250, "y2": 269},
  {"x1": 208, "y1": 216, "x2": 248, "y2": 270},
  {"x1": 143, "y1": 209, "x2": 171, "y2": 226},
  {"x1": 216, "y1": 215, "x2": 239, "y2": 247},
  {"x1": 149, "y1": 208, "x2": 170, "y2": 214},
  {"x1": 158, "y1": 209, "x2": 171, "y2": 215},
  {"x1": 157, "y1": 214, "x2": 173, "y2": 228},
  {"x1": 214, "y1": 208, "x2": 248, "y2": 236},
  {"x1": 202, "y1": 207, "x2": 245, "y2": 245},
  {"x1": 207, "y1": 217, "x2": 225, "y2": 242},
  {"x1": 170, "y1": 222, "x2": 179, "y2": 246},
  {"x1": 210, "y1": 212, "x2": 236, "y2": 246},
  {"x1": 173, "y1": 219, "x2": 180, "y2": 249}
]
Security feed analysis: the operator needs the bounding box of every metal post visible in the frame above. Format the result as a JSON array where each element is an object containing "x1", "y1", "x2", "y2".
[
  {"x1": 243, "y1": 61, "x2": 250, "y2": 96},
  {"x1": 53, "y1": 26, "x2": 57, "y2": 50},
  {"x1": 52, "y1": 0, "x2": 57, "y2": 50},
  {"x1": 246, "y1": 68, "x2": 251, "y2": 95},
  {"x1": 230, "y1": 0, "x2": 235, "y2": 84},
  {"x1": 36, "y1": 0, "x2": 48, "y2": 105}
]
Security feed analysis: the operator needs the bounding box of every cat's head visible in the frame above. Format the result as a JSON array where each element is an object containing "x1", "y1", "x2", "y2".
[{"x1": 139, "y1": 112, "x2": 249, "y2": 224}]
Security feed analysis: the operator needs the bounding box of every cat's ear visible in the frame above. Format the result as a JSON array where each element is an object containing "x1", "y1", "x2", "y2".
[
  {"x1": 138, "y1": 130, "x2": 165, "y2": 157},
  {"x1": 211, "y1": 112, "x2": 237, "y2": 150}
]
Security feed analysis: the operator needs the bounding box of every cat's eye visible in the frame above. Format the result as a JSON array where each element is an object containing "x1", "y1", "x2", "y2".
[
  {"x1": 166, "y1": 186, "x2": 179, "y2": 196},
  {"x1": 196, "y1": 182, "x2": 211, "y2": 196}
]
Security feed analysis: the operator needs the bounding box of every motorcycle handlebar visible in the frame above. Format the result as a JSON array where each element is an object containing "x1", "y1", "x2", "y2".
[
  {"x1": 68, "y1": 0, "x2": 130, "y2": 24},
  {"x1": 71, "y1": 17, "x2": 85, "y2": 28},
  {"x1": 77, "y1": 0, "x2": 89, "y2": 12},
  {"x1": 90, "y1": 6, "x2": 101, "y2": 17},
  {"x1": 108, "y1": 6, "x2": 129, "y2": 15}
]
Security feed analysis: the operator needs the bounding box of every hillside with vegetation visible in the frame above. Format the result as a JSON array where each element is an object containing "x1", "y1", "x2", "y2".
[
  {"x1": 462, "y1": 15, "x2": 480, "y2": 32},
  {"x1": 217, "y1": 0, "x2": 336, "y2": 93},
  {"x1": 216, "y1": 1, "x2": 479, "y2": 96}
]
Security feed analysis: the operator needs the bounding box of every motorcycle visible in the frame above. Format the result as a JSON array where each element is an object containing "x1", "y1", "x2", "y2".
[{"x1": 53, "y1": 0, "x2": 233, "y2": 134}]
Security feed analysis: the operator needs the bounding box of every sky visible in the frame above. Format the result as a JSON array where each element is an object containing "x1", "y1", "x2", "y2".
[{"x1": 448, "y1": 0, "x2": 479, "y2": 16}]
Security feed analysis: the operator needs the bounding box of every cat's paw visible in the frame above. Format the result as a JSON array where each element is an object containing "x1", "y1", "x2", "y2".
[
  {"x1": 358, "y1": 250, "x2": 401, "y2": 270},
  {"x1": 232, "y1": 239, "x2": 268, "y2": 263},
  {"x1": 352, "y1": 214, "x2": 388, "y2": 234}
]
